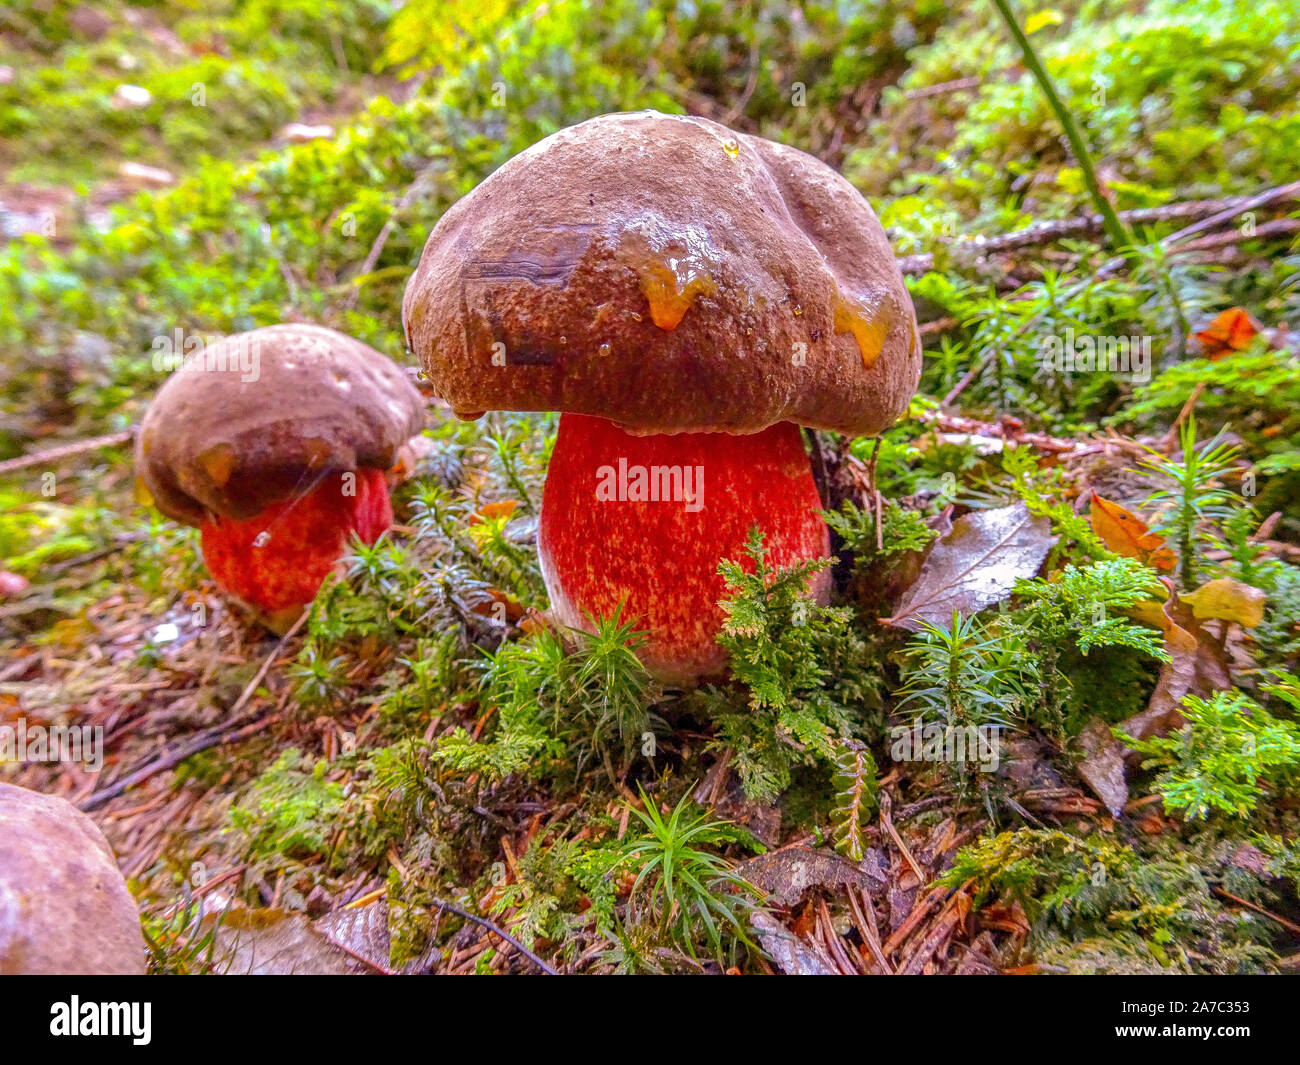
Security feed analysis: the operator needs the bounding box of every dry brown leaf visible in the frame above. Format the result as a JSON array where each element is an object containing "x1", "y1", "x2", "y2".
[
  {"x1": 750, "y1": 911, "x2": 839, "y2": 975},
  {"x1": 207, "y1": 908, "x2": 379, "y2": 975},
  {"x1": 313, "y1": 901, "x2": 393, "y2": 972},
  {"x1": 881, "y1": 502, "x2": 1054, "y2": 631},
  {"x1": 1129, "y1": 581, "x2": 1233, "y2": 740},
  {"x1": 469, "y1": 500, "x2": 521, "y2": 525},
  {"x1": 1076, "y1": 581, "x2": 1233, "y2": 814},
  {"x1": 736, "y1": 846, "x2": 887, "y2": 907},
  {"x1": 1075, "y1": 719, "x2": 1129, "y2": 817}
]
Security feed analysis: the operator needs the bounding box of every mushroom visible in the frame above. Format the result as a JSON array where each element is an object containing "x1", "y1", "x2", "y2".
[
  {"x1": 135, "y1": 324, "x2": 425, "y2": 631},
  {"x1": 403, "y1": 111, "x2": 920, "y2": 683},
  {"x1": 0, "y1": 783, "x2": 145, "y2": 974}
]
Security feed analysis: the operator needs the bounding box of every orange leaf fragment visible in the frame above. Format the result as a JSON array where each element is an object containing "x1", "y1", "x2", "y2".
[
  {"x1": 1089, "y1": 490, "x2": 1176, "y2": 571},
  {"x1": 1194, "y1": 307, "x2": 1259, "y2": 359},
  {"x1": 469, "y1": 499, "x2": 521, "y2": 525}
]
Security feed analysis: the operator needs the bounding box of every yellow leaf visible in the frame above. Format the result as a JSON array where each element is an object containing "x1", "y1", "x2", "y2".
[
  {"x1": 1126, "y1": 598, "x2": 1168, "y2": 630},
  {"x1": 1025, "y1": 10, "x2": 1064, "y2": 34},
  {"x1": 1181, "y1": 578, "x2": 1267, "y2": 628}
]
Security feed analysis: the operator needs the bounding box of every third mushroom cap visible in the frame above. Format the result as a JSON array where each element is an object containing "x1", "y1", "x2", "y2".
[{"x1": 403, "y1": 110, "x2": 921, "y2": 683}]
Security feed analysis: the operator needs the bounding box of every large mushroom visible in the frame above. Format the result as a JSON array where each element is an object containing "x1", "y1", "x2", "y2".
[
  {"x1": 135, "y1": 324, "x2": 425, "y2": 631},
  {"x1": 403, "y1": 111, "x2": 920, "y2": 683},
  {"x1": 0, "y1": 783, "x2": 145, "y2": 974}
]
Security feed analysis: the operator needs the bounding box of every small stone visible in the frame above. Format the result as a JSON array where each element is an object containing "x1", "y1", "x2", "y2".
[
  {"x1": 112, "y1": 84, "x2": 151, "y2": 109},
  {"x1": 281, "y1": 123, "x2": 334, "y2": 144},
  {"x1": 119, "y1": 161, "x2": 175, "y2": 187}
]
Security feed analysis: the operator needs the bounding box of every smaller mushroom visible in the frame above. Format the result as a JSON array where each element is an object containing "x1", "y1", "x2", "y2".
[
  {"x1": 135, "y1": 324, "x2": 425, "y2": 631},
  {"x1": 0, "y1": 783, "x2": 145, "y2": 975}
]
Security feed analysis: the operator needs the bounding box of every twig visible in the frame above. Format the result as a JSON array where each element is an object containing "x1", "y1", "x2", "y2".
[
  {"x1": 848, "y1": 887, "x2": 894, "y2": 974},
  {"x1": 1156, "y1": 382, "x2": 1206, "y2": 454},
  {"x1": 1169, "y1": 217, "x2": 1300, "y2": 256},
  {"x1": 879, "y1": 791, "x2": 927, "y2": 885},
  {"x1": 720, "y1": 38, "x2": 762, "y2": 125},
  {"x1": 866, "y1": 436, "x2": 884, "y2": 551},
  {"x1": 881, "y1": 883, "x2": 948, "y2": 955},
  {"x1": 904, "y1": 76, "x2": 981, "y2": 100},
  {"x1": 1212, "y1": 886, "x2": 1300, "y2": 936},
  {"x1": 942, "y1": 180, "x2": 1300, "y2": 408},
  {"x1": 816, "y1": 896, "x2": 863, "y2": 975},
  {"x1": 79, "y1": 712, "x2": 278, "y2": 811},
  {"x1": 1094, "y1": 178, "x2": 1300, "y2": 283},
  {"x1": 899, "y1": 887, "x2": 969, "y2": 975},
  {"x1": 0, "y1": 429, "x2": 134, "y2": 477},
  {"x1": 989, "y1": 0, "x2": 1135, "y2": 261},
  {"x1": 1161, "y1": 180, "x2": 1300, "y2": 247},
  {"x1": 898, "y1": 194, "x2": 1282, "y2": 275},
  {"x1": 340, "y1": 166, "x2": 440, "y2": 311},
  {"x1": 228, "y1": 608, "x2": 310, "y2": 717},
  {"x1": 44, "y1": 532, "x2": 146, "y2": 576},
  {"x1": 79, "y1": 610, "x2": 308, "y2": 811},
  {"x1": 429, "y1": 897, "x2": 559, "y2": 975}
]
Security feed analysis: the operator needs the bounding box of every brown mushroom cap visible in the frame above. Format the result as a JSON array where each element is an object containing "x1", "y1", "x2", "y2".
[
  {"x1": 135, "y1": 324, "x2": 425, "y2": 526},
  {"x1": 0, "y1": 783, "x2": 145, "y2": 975},
  {"x1": 402, "y1": 110, "x2": 921, "y2": 437}
]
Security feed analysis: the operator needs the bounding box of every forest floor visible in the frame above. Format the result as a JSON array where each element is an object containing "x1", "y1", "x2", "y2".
[{"x1": 2, "y1": 0, "x2": 1300, "y2": 975}]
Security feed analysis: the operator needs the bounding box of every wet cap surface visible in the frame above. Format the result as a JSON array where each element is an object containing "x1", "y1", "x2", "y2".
[
  {"x1": 135, "y1": 324, "x2": 425, "y2": 526},
  {"x1": 402, "y1": 110, "x2": 921, "y2": 437}
]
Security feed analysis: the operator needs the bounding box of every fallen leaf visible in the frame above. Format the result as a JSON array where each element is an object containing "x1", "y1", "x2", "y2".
[
  {"x1": 1180, "y1": 577, "x2": 1266, "y2": 628},
  {"x1": 1076, "y1": 719, "x2": 1129, "y2": 817},
  {"x1": 1136, "y1": 809, "x2": 1169, "y2": 835},
  {"x1": 881, "y1": 506, "x2": 953, "y2": 605},
  {"x1": 207, "y1": 908, "x2": 380, "y2": 975},
  {"x1": 1125, "y1": 597, "x2": 1168, "y2": 630},
  {"x1": 1078, "y1": 581, "x2": 1233, "y2": 814},
  {"x1": 1024, "y1": 9, "x2": 1064, "y2": 35},
  {"x1": 470, "y1": 500, "x2": 520, "y2": 525},
  {"x1": 1089, "y1": 491, "x2": 1176, "y2": 571},
  {"x1": 750, "y1": 911, "x2": 838, "y2": 975},
  {"x1": 470, "y1": 588, "x2": 525, "y2": 623},
  {"x1": 1124, "y1": 580, "x2": 1231, "y2": 742},
  {"x1": 881, "y1": 502, "x2": 1054, "y2": 630},
  {"x1": 1195, "y1": 307, "x2": 1259, "y2": 359},
  {"x1": 313, "y1": 901, "x2": 392, "y2": 973},
  {"x1": 736, "y1": 846, "x2": 887, "y2": 907}
]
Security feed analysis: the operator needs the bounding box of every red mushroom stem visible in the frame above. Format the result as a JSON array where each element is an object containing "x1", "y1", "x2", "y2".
[
  {"x1": 538, "y1": 413, "x2": 830, "y2": 684},
  {"x1": 198, "y1": 467, "x2": 392, "y2": 624}
]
